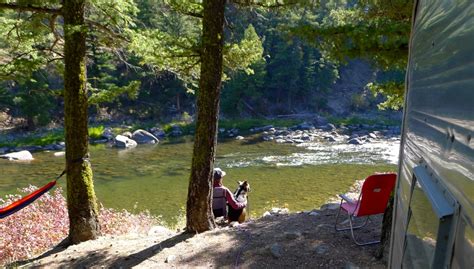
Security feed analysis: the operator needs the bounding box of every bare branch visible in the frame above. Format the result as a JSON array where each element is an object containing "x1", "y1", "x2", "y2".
[
  {"x1": 49, "y1": 14, "x2": 63, "y2": 51},
  {"x1": 47, "y1": 57, "x2": 63, "y2": 64},
  {"x1": 0, "y1": 3, "x2": 62, "y2": 15},
  {"x1": 180, "y1": 11, "x2": 203, "y2": 18},
  {"x1": 232, "y1": 0, "x2": 300, "y2": 8},
  {"x1": 85, "y1": 19, "x2": 129, "y2": 42},
  {"x1": 113, "y1": 49, "x2": 142, "y2": 71}
]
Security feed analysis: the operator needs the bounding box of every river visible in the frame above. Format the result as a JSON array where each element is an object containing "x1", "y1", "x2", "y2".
[{"x1": 0, "y1": 136, "x2": 399, "y2": 226}]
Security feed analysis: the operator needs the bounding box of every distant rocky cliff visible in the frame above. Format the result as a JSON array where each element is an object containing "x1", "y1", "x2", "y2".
[{"x1": 327, "y1": 60, "x2": 379, "y2": 116}]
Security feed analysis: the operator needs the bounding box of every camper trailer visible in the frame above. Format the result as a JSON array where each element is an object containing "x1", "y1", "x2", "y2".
[{"x1": 389, "y1": 0, "x2": 474, "y2": 268}]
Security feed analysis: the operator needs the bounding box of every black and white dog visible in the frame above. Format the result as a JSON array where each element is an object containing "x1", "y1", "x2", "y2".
[{"x1": 228, "y1": 180, "x2": 250, "y2": 223}]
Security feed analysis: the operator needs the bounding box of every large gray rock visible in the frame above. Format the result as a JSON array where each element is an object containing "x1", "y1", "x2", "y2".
[
  {"x1": 149, "y1": 127, "x2": 166, "y2": 138},
  {"x1": 368, "y1": 133, "x2": 377, "y2": 139},
  {"x1": 114, "y1": 135, "x2": 137, "y2": 148},
  {"x1": 121, "y1": 131, "x2": 133, "y2": 139},
  {"x1": 16, "y1": 145, "x2": 43, "y2": 152},
  {"x1": 322, "y1": 123, "x2": 336, "y2": 131},
  {"x1": 252, "y1": 125, "x2": 274, "y2": 133},
  {"x1": 297, "y1": 122, "x2": 314, "y2": 130},
  {"x1": 0, "y1": 150, "x2": 34, "y2": 161},
  {"x1": 169, "y1": 125, "x2": 183, "y2": 137},
  {"x1": 315, "y1": 243, "x2": 330, "y2": 255},
  {"x1": 270, "y1": 243, "x2": 283, "y2": 258},
  {"x1": 324, "y1": 135, "x2": 336, "y2": 142},
  {"x1": 313, "y1": 115, "x2": 329, "y2": 127},
  {"x1": 132, "y1": 129, "x2": 159, "y2": 144},
  {"x1": 348, "y1": 138, "x2": 363, "y2": 145},
  {"x1": 102, "y1": 127, "x2": 115, "y2": 140}
]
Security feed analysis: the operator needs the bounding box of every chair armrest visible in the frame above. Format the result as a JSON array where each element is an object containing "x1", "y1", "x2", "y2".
[{"x1": 339, "y1": 194, "x2": 357, "y2": 204}]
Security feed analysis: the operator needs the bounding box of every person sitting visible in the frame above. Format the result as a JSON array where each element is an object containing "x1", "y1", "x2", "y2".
[{"x1": 212, "y1": 168, "x2": 246, "y2": 218}]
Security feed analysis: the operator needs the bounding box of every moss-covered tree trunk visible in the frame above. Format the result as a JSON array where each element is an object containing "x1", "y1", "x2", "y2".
[
  {"x1": 63, "y1": 0, "x2": 100, "y2": 244},
  {"x1": 186, "y1": 0, "x2": 226, "y2": 233}
]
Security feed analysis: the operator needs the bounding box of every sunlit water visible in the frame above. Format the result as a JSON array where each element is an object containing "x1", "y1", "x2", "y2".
[{"x1": 0, "y1": 137, "x2": 399, "y2": 226}]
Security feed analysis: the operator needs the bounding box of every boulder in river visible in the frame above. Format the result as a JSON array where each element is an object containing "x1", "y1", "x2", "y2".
[
  {"x1": 132, "y1": 129, "x2": 159, "y2": 144},
  {"x1": 297, "y1": 122, "x2": 314, "y2": 130},
  {"x1": 324, "y1": 135, "x2": 336, "y2": 142},
  {"x1": 322, "y1": 123, "x2": 336, "y2": 131},
  {"x1": 102, "y1": 127, "x2": 115, "y2": 140},
  {"x1": 348, "y1": 138, "x2": 364, "y2": 145},
  {"x1": 0, "y1": 150, "x2": 34, "y2": 161},
  {"x1": 54, "y1": 151, "x2": 65, "y2": 157},
  {"x1": 368, "y1": 132, "x2": 378, "y2": 139},
  {"x1": 114, "y1": 135, "x2": 138, "y2": 148},
  {"x1": 121, "y1": 131, "x2": 133, "y2": 139},
  {"x1": 149, "y1": 127, "x2": 166, "y2": 138},
  {"x1": 253, "y1": 125, "x2": 274, "y2": 133},
  {"x1": 312, "y1": 115, "x2": 329, "y2": 127},
  {"x1": 169, "y1": 125, "x2": 183, "y2": 137}
]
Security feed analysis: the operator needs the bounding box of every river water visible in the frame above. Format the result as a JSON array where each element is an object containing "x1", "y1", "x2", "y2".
[{"x1": 0, "y1": 136, "x2": 399, "y2": 226}]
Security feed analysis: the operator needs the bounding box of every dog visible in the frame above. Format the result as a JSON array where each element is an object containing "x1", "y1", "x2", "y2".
[{"x1": 227, "y1": 180, "x2": 250, "y2": 223}]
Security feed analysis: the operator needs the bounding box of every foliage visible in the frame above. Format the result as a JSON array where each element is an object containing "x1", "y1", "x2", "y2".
[
  {"x1": 89, "y1": 81, "x2": 140, "y2": 105},
  {"x1": 0, "y1": 0, "x2": 406, "y2": 125},
  {"x1": 129, "y1": 21, "x2": 263, "y2": 90},
  {"x1": 88, "y1": 125, "x2": 105, "y2": 139},
  {"x1": 290, "y1": 0, "x2": 413, "y2": 110},
  {"x1": 219, "y1": 118, "x2": 300, "y2": 131},
  {"x1": 11, "y1": 72, "x2": 58, "y2": 128},
  {"x1": 0, "y1": 130, "x2": 63, "y2": 148},
  {"x1": 0, "y1": 186, "x2": 159, "y2": 266},
  {"x1": 0, "y1": 0, "x2": 142, "y2": 128},
  {"x1": 327, "y1": 115, "x2": 400, "y2": 127},
  {"x1": 221, "y1": 5, "x2": 340, "y2": 117},
  {"x1": 223, "y1": 25, "x2": 264, "y2": 76},
  {"x1": 0, "y1": 126, "x2": 106, "y2": 147},
  {"x1": 367, "y1": 81, "x2": 404, "y2": 110}
]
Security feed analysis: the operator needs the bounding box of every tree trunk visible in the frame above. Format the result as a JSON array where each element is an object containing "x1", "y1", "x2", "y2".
[
  {"x1": 186, "y1": 0, "x2": 226, "y2": 233},
  {"x1": 63, "y1": 0, "x2": 100, "y2": 244}
]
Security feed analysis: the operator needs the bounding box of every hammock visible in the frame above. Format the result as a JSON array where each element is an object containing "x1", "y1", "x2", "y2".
[{"x1": 0, "y1": 171, "x2": 65, "y2": 219}]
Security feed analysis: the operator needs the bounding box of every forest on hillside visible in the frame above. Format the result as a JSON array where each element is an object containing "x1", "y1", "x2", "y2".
[{"x1": 0, "y1": 0, "x2": 410, "y2": 130}]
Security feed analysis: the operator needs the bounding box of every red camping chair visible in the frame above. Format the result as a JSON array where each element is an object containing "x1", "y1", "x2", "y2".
[{"x1": 334, "y1": 173, "x2": 397, "y2": 246}]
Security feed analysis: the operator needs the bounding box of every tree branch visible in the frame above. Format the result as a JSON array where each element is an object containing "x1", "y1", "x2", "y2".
[
  {"x1": 232, "y1": 0, "x2": 299, "y2": 9},
  {"x1": 181, "y1": 11, "x2": 203, "y2": 18},
  {"x1": 0, "y1": 3, "x2": 62, "y2": 15},
  {"x1": 85, "y1": 19, "x2": 129, "y2": 42}
]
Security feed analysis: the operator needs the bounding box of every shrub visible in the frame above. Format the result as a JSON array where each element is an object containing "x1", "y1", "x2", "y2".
[
  {"x1": 88, "y1": 125, "x2": 105, "y2": 140},
  {"x1": 0, "y1": 186, "x2": 158, "y2": 266}
]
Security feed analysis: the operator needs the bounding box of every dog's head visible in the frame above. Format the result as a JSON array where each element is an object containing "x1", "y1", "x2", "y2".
[{"x1": 237, "y1": 180, "x2": 250, "y2": 194}]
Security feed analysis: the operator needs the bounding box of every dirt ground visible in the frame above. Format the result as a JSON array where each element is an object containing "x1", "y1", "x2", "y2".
[{"x1": 15, "y1": 203, "x2": 387, "y2": 269}]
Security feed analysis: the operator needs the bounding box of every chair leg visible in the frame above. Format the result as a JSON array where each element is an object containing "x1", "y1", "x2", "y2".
[
  {"x1": 349, "y1": 216, "x2": 381, "y2": 246},
  {"x1": 335, "y1": 210, "x2": 370, "y2": 231},
  {"x1": 334, "y1": 205, "x2": 343, "y2": 231}
]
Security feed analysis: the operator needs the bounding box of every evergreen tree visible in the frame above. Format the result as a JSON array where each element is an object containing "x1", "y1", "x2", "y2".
[
  {"x1": 0, "y1": 0, "x2": 139, "y2": 244},
  {"x1": 186, "y1": 0, "x2": 226, "y2": 232},
  {"x1": 63, "y1": 0, "x2": 99, "y2": 243},
  {"x1": 291, "y1": 0, "x2": 413, "y2": 109}
]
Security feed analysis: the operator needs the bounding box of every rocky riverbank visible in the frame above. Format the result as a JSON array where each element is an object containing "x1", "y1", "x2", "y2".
[{"x1": 0, "y1": 115, "x2": 401, "y2": 161}]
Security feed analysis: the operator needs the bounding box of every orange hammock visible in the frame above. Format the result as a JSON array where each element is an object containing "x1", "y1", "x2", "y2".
[{"x1": 0, "y1": 171, "x2": 65, "y2": 219}]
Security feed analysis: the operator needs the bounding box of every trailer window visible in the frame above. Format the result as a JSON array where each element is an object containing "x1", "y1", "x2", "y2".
[
  {"x1": 402, "y1": 180, "x2": 439, "y2": 268},
  {"x1": 402, "y1": 166, "x2": 456, "y2": 268},
  {"x1": 451, "y1": 216, "x2": 474, "y2": 269}
]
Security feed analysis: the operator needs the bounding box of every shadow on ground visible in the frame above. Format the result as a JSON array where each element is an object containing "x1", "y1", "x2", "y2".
[{"x1": 18, "y1": 207, "x2": 387, "y2": 268}]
